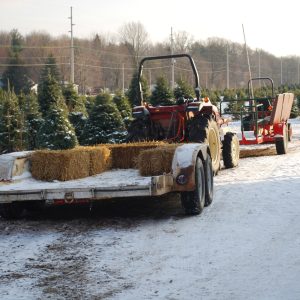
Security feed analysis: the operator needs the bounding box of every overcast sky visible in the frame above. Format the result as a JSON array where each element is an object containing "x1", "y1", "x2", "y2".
[{"x1": 1, "y1": 0, "x2": 300, "y2": 57}]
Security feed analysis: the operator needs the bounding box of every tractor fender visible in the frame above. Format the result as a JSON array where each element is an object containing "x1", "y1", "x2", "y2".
[{"x1": 171, "y1": 143, "x2": 209, "y2": 192}]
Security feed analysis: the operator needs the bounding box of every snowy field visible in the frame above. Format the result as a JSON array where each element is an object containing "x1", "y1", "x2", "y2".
[{"x1": 0, "y1": 119, "x2": 300, "y2": 299}]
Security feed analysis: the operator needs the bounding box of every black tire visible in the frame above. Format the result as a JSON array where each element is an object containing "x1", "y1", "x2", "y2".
[
  {"x1": 0, "y1": 203, "x2": 24, "y2": 219},
  {"x1": 181, "y1": 157, "x2": 206, "y2": 215},
  {"x1": 222, "y1": 132, "x2": 240, "y2": 168},
  {"x1": 275, "y1": 124, "x2": 288, "y2": 155},
  {"x1": 126, "y1": 118, "x2": 151, "y2": 142},
  {"x1": 188, "y1": 116, "x2": 221, "y2": 175},
  {"x1": 288, "y1": 123, "x2": 292, "y2": 142},
  {"x1": 204, "y1": 154, "x2": 214, "y2": 207}
]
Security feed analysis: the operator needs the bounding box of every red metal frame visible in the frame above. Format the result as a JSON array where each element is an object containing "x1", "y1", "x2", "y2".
[{"x1": 239, "y1": 97, "x2": 286, "y2": 146}]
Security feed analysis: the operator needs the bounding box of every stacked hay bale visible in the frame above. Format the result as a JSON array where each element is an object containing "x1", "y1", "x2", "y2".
[
  {"x1": 31, "y1": 146, "x2": 111, "y2": 181},
  {"x1": 137, "y1": 144, "x2": 179, "y2": 176},
  {"x1": 30, "y1": 141, "x2": 179, "y2": 181},
  {"x1": 107, "y1": 141, "x2": 165, "y2": 169}
]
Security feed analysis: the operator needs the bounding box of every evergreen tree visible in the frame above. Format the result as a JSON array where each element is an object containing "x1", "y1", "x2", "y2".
[
  {"x1": 290, "y1": 98, "x2": 299, "y2": 118},
  {"x1": 66, "y1": 85, "x2": 88, "y2": 144},
  {"x1": 81, "y1": 93, "x2": 126, "y2": 145},
  {"x1": 85, "y1": 96, "x2": 96, "y2": 115},
  {"x1": 174, "y1": 79, "x2": 195, "y2": 100},
  {"x1": 2, "y1": 29, "x2": 32, "y2": 94},
  {"x1": 22, "y1": 92, "x2": 44, "y2": 150},
  {"x1": 113, "y1": 91, "x2": 132, "y2": 126},
  {"x1": 63, "y1": 84, "x2": 85, "y2": 112},
  {"x1": 126, "y1": 72, "x2": 150, "y2": 106},
  {"x1": 36, "y1": 104, "x2": 78, "y2": 150},
  {"x1": 150, "y1": 75, "x2": 174, "y2": 106},
  {"x1": 38, "y1": 71, "x2": 66, "y2": 116},
  {"x1": 0, "y1": 89, "x2": 25, "y2": 153},
  {"x1": 39, "y1": 54, "x2": 61, "y2": 83}
]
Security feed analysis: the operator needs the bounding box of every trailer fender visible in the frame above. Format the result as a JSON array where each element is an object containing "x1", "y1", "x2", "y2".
[
  {"x1": 0, "y1": 151, "x2": 32, "y2": 182},
  {"x1": 171, "y1": 143, "x2": 209, "y2": 192}
]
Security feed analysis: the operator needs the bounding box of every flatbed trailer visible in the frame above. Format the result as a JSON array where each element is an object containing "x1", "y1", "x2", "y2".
[{"x1": 0, "y1": 144, "x2": 213, "y2": 218}]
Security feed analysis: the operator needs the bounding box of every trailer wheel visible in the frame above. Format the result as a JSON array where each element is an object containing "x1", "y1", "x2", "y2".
[
  {"x1": 181, "y1": 157, "x2": 206, "y2": 215},
  {"x1": 0, "y1": 203, "x2": 24, "y2": 219},
  {"x1": 275, "y1": 124, "x2": 288, "y2": 155},
  {"x1": 204, "y1": 154, "x2": 214, "y2": 207},
  {"x1": 126, "y1": 118, "x2": 151, "y2": 142},
  {"x1": 222, "y1": 132, "x2": 240, "y2": 168},
  {"x1": 288, "y1": 123, "x2": 292, "y2": 142},
  {"x1": 188, "y1": 116, "x2": 221, "y2": 175}
]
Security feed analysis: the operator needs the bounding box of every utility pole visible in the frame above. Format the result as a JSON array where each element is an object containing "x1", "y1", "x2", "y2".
[
  {"x1": 258, "y1": 49, "x2": 261, "y2": 87},
  {"x1": 149, "y1": 69, "x2": 152, "y2": 88},
  {"x1": 122, "y1": 63, "x2": 125, "y2": 95},
  {"x1": 242, "y1": 24, "x2": 253, "y2": 98},
  {"x1": 226, "y1": 44, "x2": 229, "y2": 89},
  {"x1": 298, "y1": 57, "x2": 300, "y2": 84},
  {"x1": 69, "y1": 6, "x2": 75, "y2": 84},
  {"x1": 170, "y1": 27, "x2": 175, "y2": 89},
  {"x1": 280, "y1": 57, "x2": 283, "y2": 85}
]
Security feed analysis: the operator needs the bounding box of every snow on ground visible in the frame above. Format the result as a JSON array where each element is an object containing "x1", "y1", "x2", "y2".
[{"x1": 0, "y1": 119, "x2": 300, "y2": 299}]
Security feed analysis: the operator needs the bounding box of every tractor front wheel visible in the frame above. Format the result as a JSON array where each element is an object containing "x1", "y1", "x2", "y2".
[
  {"x1": 181, "y1": 157, "x2": 206, "y2": 215},
  {"x1": 222, "y1": 132, "x2": 240, "y2": 168},
  {"x1": 188, "y1": 117, "x2": 221, "y2": 175}
]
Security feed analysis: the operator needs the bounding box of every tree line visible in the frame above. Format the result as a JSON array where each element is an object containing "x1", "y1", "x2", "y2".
[
  {"x1": 1, "y1": 23, "x2": 300, "y2": 93},
  {"x1": 1, "y1": 26, "x2": 300, "y2": 154}
]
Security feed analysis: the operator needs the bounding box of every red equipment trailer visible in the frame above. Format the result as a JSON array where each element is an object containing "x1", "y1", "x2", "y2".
[{"x1": 221, "y1": 77, "x2": 294, "y2": 154}]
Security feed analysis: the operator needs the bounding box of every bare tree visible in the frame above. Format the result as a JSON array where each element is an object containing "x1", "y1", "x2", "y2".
[
  {"x1": 119, "y1": 21, "x2": 149, "y2": 68},
  {"x1": 173, "y1": 31, "x2": 194, "y2": 53}
]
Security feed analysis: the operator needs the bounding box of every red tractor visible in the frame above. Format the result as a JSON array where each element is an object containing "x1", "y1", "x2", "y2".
[{"x1": 127, "y1": 54, "x2": 239, "y2": 174}]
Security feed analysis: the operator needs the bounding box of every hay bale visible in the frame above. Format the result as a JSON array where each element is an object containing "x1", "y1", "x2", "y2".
[
  {"x1": 31, "y1": 146, "x2": 111, "y2": 181},
  {"x1": 239, "y1": 147, "x2": 276, "y2": 158},
  {"x1": 87, "y1": 146, "x2": 111, "y2": 175},
  {"x1": 31, "y1": 149, "x2": 90, "y2": 181},
  {"x1": 106, "y1": 142, "x2": 165, "y2": 169},
  {"x1": 138, "y1": 144, "x2": 178, "y2": 176}
]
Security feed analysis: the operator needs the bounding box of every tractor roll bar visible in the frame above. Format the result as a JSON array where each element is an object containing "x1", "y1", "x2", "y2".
[
  {"x1": 247, "y1": 77, "x2": 274, "y2": 99},
  {"x1": 138, "y1": 54, "x2": 200, "y2": 105}
]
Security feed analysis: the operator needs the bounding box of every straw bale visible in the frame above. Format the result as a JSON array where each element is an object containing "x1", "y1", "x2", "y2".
[
  {"x1": 239, "y1": 147, "x2": 276, "y2": 158},
  {"x1": 86, "y1": 146, "x2": 111, "y2": 175},
  {"x1": 138, "y1": 144, "x2": 179, "y2": 176},
  {"x1": 31, "y1": 149, "x2": 90, "y2": 181},
  {"x1": 31, "y1": 146, "x2": 111, "y2": 181},
  {"x1": 105, "y1": 141, "x2": 165, "y2": 169}
]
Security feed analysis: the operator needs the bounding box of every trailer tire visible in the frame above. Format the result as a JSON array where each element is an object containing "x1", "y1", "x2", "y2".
[
  {"x1": 204, "y1": 154, "x2": 214, "y2": 207},
  {"x1": 276, "y1": 124, "x2": 288, "y2": 155},
  {"x1": 0, "y1": 203, "x2": 24, "y2": 219},
  {"x1": 288, "y1": 123, "x2": 292, "y2": 142},
  {"x1": 181, "y1": 157, "x2": 205, "y2": 215},
  {"x1": 222, "y1": 132, "x2": 240, "y2": 168},
  {"x1": 188, "y1": 116, "x2": 221, "y2": 175}
]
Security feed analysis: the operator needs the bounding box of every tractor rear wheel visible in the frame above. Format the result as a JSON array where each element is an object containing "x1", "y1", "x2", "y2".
[
  {"x1": 188, "y1": 116, "x2": 221, "y2": 175},
  {"x1": 222, "y1": 132, "x2": 240, "y2": 168},
  {"x1": 181, "y1": 157, "x2": 206, "y2": 215},
  {"x1": 126, "y1": 118, "x2": 151, "y2": 142},
  {"x1": 275, "y1": 124, "x2": 288, "y2": 155}
]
